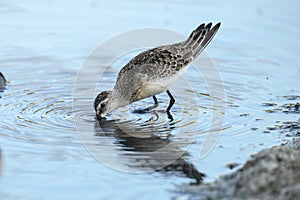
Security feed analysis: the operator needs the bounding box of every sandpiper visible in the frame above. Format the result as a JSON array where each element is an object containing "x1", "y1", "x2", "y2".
[{"x1": 94, "y1": 22, "x2": 221, "y2": 119}]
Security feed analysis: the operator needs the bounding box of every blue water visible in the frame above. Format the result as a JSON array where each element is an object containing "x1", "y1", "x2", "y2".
[{"x1": 0, "y1": 0, "x2": 299, "y2": 199}]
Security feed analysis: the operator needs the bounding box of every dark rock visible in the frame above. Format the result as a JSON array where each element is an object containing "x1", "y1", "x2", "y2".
[
  {"x1": 0, "y1": 72, "x2": 6, "y2": 88},
  {"x1": 283, "y1": 95, "x2": 300, "y2": 100},
  {"x1": 225, "y1": 162, "x2": 240, "y2": 170},
  {"x1": 239, "y1": 113, "x2": 250, "y2": 117},
  {"x1": 262, "y1": 102, "x2": 277, "y2": 106},
  {"x1": 179, "y1": 138, "x2": 300, "y2": 200}
]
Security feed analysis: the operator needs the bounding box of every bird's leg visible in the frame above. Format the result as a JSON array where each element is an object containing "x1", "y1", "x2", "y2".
[
  {"x1": 134, "y1": 96, "x2": 159, "y2": 113},
  {"x1": 166, "y1": 90, "x2": 175, "y2": 111},
  {"x1": 166, "y1": 90, "x2": 175, "y2": 121},
  {"x1": 147, "y1": 96, "x2": 159, "y2": 110}
]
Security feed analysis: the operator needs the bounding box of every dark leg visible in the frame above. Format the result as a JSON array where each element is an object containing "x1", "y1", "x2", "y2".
[
  {"x1": 166, "y1": 90, "x2": 175, "y2": 121},
  {"x1": 166, "y1": 90, "x2": 175, "y2": 111},
  {"x1": 148, "y1": 96, "x2": 159, "y2": 110},
  {"x1": 134, "y1": 96, "x2": 159, "y2": 113},
  {"x1": 152, "y1": 96, "x2": 158, "y2": 107}
]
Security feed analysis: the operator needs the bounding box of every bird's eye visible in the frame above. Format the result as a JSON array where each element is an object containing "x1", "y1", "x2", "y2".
[{"x1": 100, "y1": 103, "x2": 105, "y2": 108}]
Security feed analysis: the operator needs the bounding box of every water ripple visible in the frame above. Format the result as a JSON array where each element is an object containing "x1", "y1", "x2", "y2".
[{"x1": 0, "y1": 67, "x2": 76, "y2": 145}]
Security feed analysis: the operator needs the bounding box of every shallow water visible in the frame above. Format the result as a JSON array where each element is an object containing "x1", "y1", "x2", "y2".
[{"x1": 0, "y1": 0, "x2": 300, "y2": 199}]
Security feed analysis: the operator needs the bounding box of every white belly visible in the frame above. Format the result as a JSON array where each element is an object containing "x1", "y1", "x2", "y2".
[
  {"x1": 126, "y1": 66, "x2": 189, "y2": 102},
  {"x1": 155, "y1": 67, "x2": 188, "y2": 88}
]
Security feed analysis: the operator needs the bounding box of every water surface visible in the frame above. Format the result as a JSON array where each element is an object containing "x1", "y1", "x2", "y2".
[{"x1": 0, "y1": 0, "x2": 299, "y2": 199}]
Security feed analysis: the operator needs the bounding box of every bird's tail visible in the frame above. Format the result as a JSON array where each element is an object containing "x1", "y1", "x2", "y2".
[{"x1": 183, "y1": 22, "x2": 221, "y2": 58}]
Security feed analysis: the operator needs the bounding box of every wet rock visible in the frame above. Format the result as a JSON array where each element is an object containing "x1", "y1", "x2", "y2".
[
  {"x1": 262, "y1": 102, "x2": 277, "y2": 106},
  {"x1": 283, "y1": 95, "x2": 300, "y2": 100},
  {"x1": 0, "y1": 72, "x2": 6, "y2": 88},
  {"x1": 239, "y1": 113, "x2": 250, "y2": 117},
  {"x1": 281, "y1": 121, "x2": 300, "y2": 129},
  {"x1": 264, "y1": 120, "x2": 300, "y2": 137},
  {"x1": 225, "y1": 162, "x2": 240, "y2": 170},
  {"x1": 262, "y1": 95, "x2": 300, "y2": 114},
  {"x1": 266, "y1": 126, "x2": 278, "y2": 130},
  {"x1": 263, "y1": 108, "x2": 282, "y2": 113},
  {"x1": 282, "y1": 103, "x2": 300, "y2": 114},
  {"x1": 261, "y1": 96, "x2": 300, "y2": 136},
  {"x1": 179, "y1": 138, "x2": 300, "y2": 200}
]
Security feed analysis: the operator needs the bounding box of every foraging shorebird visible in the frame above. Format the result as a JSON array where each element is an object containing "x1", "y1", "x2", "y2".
[{"x1": 94, "y1": 22, "x2": 221, "y2": 119}]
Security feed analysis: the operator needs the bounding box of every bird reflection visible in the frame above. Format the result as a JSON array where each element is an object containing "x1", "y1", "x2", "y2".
[{"x1": 95, "y1": 117, "x2": 204, "y2": 184}]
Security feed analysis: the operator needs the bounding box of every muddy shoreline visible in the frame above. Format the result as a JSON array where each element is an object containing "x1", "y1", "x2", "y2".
[{"x1": 179, "y1": 137, "x2": 300, "y2": 200}]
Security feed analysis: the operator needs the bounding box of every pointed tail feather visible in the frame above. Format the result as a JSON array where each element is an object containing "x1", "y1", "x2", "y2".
[{"x1": 183, "y1": 22, "x2": 221, "y2": 58}]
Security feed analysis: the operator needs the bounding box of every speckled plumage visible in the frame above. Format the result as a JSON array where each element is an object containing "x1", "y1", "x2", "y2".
[{"x1": 94, "y1": 22, "x2": 221, "y2": 118}]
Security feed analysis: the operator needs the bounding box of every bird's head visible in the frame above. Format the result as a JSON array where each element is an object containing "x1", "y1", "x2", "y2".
[{"x1": 94, "y1": 90, "x2": 115, "y2": 118}]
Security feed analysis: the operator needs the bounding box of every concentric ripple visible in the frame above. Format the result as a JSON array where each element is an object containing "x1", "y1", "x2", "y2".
[{"x1": 0, "y1": 66, "x2": 76, "y2": 145}]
